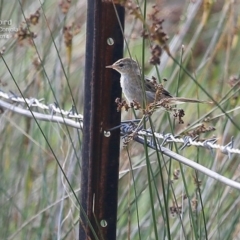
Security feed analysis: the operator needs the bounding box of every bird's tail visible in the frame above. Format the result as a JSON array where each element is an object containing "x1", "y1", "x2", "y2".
[
  {"x1": 169, "y1": 97, "x2": 213, "y2": 105},
  {"x1": 153, "y1": 97, "x2": 213, "y2": 106}
]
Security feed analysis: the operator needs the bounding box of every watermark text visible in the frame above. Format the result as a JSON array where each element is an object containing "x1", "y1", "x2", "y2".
[{"x1": 0, "y1": 19, "x2": 18, "y2": 39}]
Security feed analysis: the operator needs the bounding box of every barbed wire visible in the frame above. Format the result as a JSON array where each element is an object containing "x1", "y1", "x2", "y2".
[
  {"x1": 109, "y1": 121, "x2": 239, "y2": 157},
  {"x1": 0, "y1": 89, "x2": 83, "y2": 120},
  {"x1": 1, "y1": 89, "x2": 240, "y2": 156}
]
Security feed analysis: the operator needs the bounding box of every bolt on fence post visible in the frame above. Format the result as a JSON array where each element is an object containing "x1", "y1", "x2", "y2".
[{"x1": 80, "y1": 1, "x2": 124, "y2": 239}]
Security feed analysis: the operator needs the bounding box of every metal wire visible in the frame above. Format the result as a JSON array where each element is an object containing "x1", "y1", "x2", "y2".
[
  {"x1": 1, "y1": 89, "x2": 240, "y2": 156},
  {"x1": 0, "y1": 89, "x2": 83, "y2": 120}
]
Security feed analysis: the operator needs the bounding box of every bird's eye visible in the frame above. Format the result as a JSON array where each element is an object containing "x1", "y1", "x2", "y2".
[{"x1": 119, "y1": 63, "x2": 124, "y2": 68}]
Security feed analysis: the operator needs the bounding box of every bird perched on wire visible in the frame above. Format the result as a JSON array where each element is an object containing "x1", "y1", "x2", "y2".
[{"x1": 106, "y1": 58, "x2": 211, "y2": 108}]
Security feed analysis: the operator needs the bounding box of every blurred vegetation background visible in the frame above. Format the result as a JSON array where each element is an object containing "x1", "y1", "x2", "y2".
[{"x1": 0, "y1": 0, "x2": 240, "y2": 239}]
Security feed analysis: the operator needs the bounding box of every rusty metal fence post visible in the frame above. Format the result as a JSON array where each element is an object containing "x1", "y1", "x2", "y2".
[{"x1": 80, "y1": 0, "x2": 124, "y2": 239}]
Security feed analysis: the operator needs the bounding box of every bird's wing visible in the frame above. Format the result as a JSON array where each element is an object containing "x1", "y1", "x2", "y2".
[
  {"x1": 144, "y1": 77, "x2": 156, "y2": 92},
  {"x1": 145, "y1": 77, "x2": 172, "y2": 98}
]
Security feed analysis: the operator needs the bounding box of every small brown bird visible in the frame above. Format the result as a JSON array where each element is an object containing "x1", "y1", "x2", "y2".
[{"x1": 106, "y1": 58, "x2": 210, "y2": 106}]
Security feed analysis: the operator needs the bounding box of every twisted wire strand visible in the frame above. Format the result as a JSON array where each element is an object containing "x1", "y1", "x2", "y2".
[
  {"x1": 0, "y1": 90, "x2": 239, "y2": 156},
  {"x1": 0, "y1": 90, "x2": 83, "y2": 120}
]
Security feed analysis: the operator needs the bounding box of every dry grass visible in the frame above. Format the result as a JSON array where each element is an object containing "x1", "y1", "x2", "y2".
[{"x1": 0, "y1": 0, "x2": 240, "y2": 239}]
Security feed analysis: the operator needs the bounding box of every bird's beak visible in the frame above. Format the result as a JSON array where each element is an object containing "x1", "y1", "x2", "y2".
[{"x1": 106, "y1": 64, "x2": 115, "y2": 69}]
